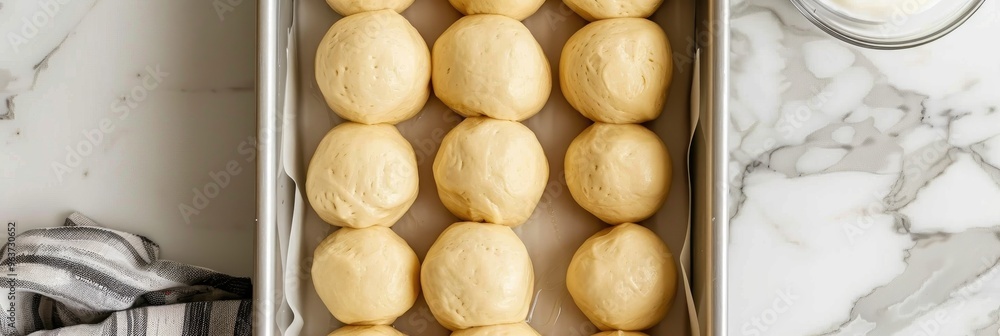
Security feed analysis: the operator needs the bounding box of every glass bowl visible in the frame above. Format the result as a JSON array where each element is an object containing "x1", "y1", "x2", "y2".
[{"x1": 790, "y1": 0, "x2": 986, "y2": 49}]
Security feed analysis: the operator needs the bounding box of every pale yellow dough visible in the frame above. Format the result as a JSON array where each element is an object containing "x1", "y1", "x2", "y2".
[
  {"x1": 567, "y1": 223, "x2": 677, "y2": 331},
  {"x1": 422, "y1": 222, "x2": 535, "y2": 331},
  {"x1": 562, "y1": 0, "x2": 664, "y2": 21},
  {"x1": 316, "y1": 10, "x2": 430, "y2": 124},
  {"x1": 593, "y1": 332, "x2": 649, "y2": 336},
  {"x1": 312, "y1": 227, "x2": 420, "y2": 325},
  {"x1": 327, "y1": 325, "x2": 407, "y2": 336},
  {"x1": 433, "y1": 15, "x2": 551, "y2": 121},
  {"x1": 451, "y1": 323, "x2": 541, "y2": 335},
  {"x1": 324, "y1": 0, "x2": 415, "y2": 16},
  {"x1": 306, "y1": 123, "x2": 419, "y2": 228},
  {"x1": 433, "y1": 117, "x2": 549, "y2": 227},
  {"x1": 565, "y1": 123, "x2": 671, "y2": 224},
  {"x1": 448, "y1": 0, "x2": 545, "y2": 20},
  {"x1": 561, "y1": 18, "x2": 672, "y2": 124}
]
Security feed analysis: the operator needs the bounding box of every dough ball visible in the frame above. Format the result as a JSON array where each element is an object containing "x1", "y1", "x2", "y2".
[
  {"x1": 448, "y1": 0, "x2": 545, "y2": 20},
  {"x1": 312, "y1": 226, "x2": 420, "y2": 325},
  {"x1": 316, "y1": 10, "x2": 430, "y2": 124},
  {"x1": 560, "y1": 18, "x2": 672, "y2": 124},
  {"x1": 433, "y1": 15, "x2": 551, "y2": 121},
  {"x1": 328, "y1": 325, "x2": 406, "y2": 336},
  {"x1": 306, "y1": 123, "x2": 419, "y2": 228},
  {"x1": 422, "y1": 222, "x2": 534, "y2": 330},
  {"x1": 592, "y1": 332, "x2": 648, "y2": 336},
  {"x1": 324, "y1": 0, "x2": 414, "y2": 16},
  {"x1": 562, "y1": 0, "x2": 664, "y2": 21},
  {"x1": 433, "y1": 117, "x2": 549, "y2": 226},
  {"x1": 451, "y1": 323, "x2": 541, "y2": 336},
  {"x1": 567, "y1": 223, "x2": 677, "y2": 331},
  {"x1": 565, "y1": 123, "x2": 670, "y2": 224}
]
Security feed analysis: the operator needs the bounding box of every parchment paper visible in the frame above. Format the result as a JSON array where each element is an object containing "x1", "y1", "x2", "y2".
[{"x1": 280, "y1": 0, "x2": 697, "y2": 334}]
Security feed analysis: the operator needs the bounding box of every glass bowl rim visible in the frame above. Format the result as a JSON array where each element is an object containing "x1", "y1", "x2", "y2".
[{"x1": 790, "y1": 0, "x2": 987, "y2": 50}]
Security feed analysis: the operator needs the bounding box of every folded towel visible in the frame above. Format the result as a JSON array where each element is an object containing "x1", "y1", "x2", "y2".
[{"x1": 1, "y1": 213, "x2": 252, "y2": 336}]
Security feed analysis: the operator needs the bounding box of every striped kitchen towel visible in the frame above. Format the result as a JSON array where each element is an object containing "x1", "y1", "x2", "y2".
[{"x1": 0, "y1": 213, "x2": 253, "y2": 336}]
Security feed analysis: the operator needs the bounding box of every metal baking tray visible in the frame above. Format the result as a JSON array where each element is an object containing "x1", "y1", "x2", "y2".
[{"x1": 256, "y1": 0, "x2": 727, "y2": 334}]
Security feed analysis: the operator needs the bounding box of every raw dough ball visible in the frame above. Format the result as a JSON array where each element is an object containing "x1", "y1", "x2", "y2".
[
  {"x1": 328, "y1": 325, "x2": 406, "y2": 336},
  {"x1": 565, "y1": 123, "x2": 670, "y2": 224},
  {"x1": 567, "y1": 223, "x2": 677, "y2": 331},
  {"x1": 593, "y1": 332, "x2": 648, "y2": 336},
  {"x1": 324, "y1": 0, "x2": 415, "y2": 15},
  {"x1": 560, "y1": 18, "x2": 672, "y2": 123},
  {"x1": 433, "y1": 117, "x2": 549, "y2": 226},
  {"x1": 312, "y1": 226, "x2": 420, "y2": 325},
  {"x1": 316, "y1": 10, "x2": 430, "y2": 124},
  {"x1": 452, "y1": 323, "x2": 541, "y2": 336},
  {"x1": 306, "y1": 123, "x2": 419, "y2": 228},
  {"x1": 422, "y1": 222, "x2": 535, "y2": 330},
  {"x1": 448, "y1": 0, "x2": 545, "y2": 20},
  {"x1": 562, "y1": 0, "x2": 664, "y2": 21},
  {"x1": 433, "y1": 15, "x2": 551, "y2": 121}
]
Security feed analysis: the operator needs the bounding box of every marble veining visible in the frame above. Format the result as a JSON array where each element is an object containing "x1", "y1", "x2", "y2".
[
  {"x1": 729, "y1": 0, "x2": 1000, "y2": 334},
  {"x1": 1, "y1": 0, "x2": 99, "y2": 118}
]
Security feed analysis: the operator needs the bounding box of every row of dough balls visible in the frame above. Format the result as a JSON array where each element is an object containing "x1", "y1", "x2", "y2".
[
  {"x1": 309, "y1": 224, "x2": 549, "y2": 335},
  {"x1": 421, "y1": 0, "x2": 559, "y2": 333},
  {"x1": 310, "y1": 2, "x2": 426, "y2": 336},
  {"x1": 306, "y1": 99, "x2": 542, "y2": 228},
  {"x1": 316, "y1": 1, "x2": 552, "y2": 125},
  {"x1": 430, "y1": 0, "x2": 550, "y2": 230},
  {"x1": 560, "y1": 0, "x2": 678, "y2": 334},
  {"x1": 422, "y1": 0, "x2": 548, "y2": 335},
  {"x1": 419, "y1": 223, "x2": 672, "y2": 335},
  {"x1": 562, "y1": 18, "x2": 674, "y2": 224},
  {"x1": 308, "y1": 212, "x2": 544, "y2": 333},
  {"x1": 303, "y1": 5, "x2": 424, "y2": 226}
]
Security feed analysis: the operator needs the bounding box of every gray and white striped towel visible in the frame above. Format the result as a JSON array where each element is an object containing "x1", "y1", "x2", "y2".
[{"x1": 1, "y1": 213, "x2": 252, "y2": 336}]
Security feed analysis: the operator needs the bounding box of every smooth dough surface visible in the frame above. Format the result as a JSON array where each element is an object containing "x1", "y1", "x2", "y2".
[
  {"x1": 567, "y1": 223, "x2": 677, "y2": 331},
  {"x1": 422, "y1": 222, "x2": 534, "y2": 330},
  {"x1": 306, "y1": 123, "x2": 419, "y2": 228},
  {"x1": 433, "y1": 15, "x2": 551, "y2": 121},
  {"x1": 325, "y1": 0, "x2": 414, "y2": 15},
  {"x1": 565, "y1": 123, "x2": 671, "y2": 224},
  {"x1": 593, "y1": 332, "x2": 649, "y2": 336},
  {"x1": 316, "y1": 10, "x2": 430, "y2": 124},
  {"x1": 561, "y1": 18, "x2": 672, "y2": 124},
  {"x1": 451, "y1": 323, "x2": 541, "y2": 336},
  {"x1": 448, "y1": 0, "x2": 545, "y2": 20},
  {"x1": 327, "y1": 325, "x2": 407, "y2": 336},
  {"x1": 562, "y1": 0, "x2": 664, "y2": 20},
  {"x1": 312, "y1": 227, "x2": 420, "y2": 325},
  {"x1": 433, "y1": 117, "x2": 548, "y2": 226}
]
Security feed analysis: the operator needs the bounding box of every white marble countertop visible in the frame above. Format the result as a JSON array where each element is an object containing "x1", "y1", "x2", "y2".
[
  {"x1": 729, "y1": 0, "x2": 1000, "y2": 335},
  {"x1": 0, "y1": 0, "x2": 256, "y2": 276}
]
